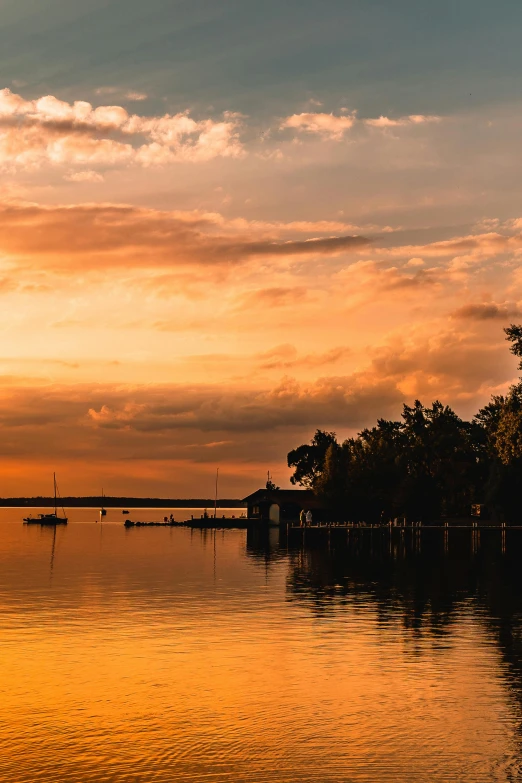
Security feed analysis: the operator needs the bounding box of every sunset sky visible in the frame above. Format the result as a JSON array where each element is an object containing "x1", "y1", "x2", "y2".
[{"x1": 2, "y1": 0, "x2": 522, "y2": 497}]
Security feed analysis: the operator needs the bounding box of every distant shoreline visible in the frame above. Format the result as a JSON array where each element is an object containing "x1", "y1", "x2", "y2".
[{"x1": 0, "y1": 497, "x2": 246, "y2": 508}]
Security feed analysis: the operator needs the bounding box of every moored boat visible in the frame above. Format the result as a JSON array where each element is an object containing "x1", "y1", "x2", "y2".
[
  {"x1": 23, "y1": 473, "x2": 68, "y2": 525},
  {"x1": 24, "y1": 512, "x2": 68, "y2": 525}
]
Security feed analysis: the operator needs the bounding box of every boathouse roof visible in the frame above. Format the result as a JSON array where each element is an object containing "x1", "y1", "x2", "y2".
[{"x1": 242, "y1": 488, "x2": 323, "y2": 508}]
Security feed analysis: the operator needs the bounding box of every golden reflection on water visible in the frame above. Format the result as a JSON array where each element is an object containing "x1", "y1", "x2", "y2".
[{"x1": 0, "y1": 510, "x2": 520, "y2": 781}]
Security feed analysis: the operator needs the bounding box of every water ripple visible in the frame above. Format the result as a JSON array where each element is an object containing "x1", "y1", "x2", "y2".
[{"x1": 0, "y1": 512, "x2": 520, "y2": 781}]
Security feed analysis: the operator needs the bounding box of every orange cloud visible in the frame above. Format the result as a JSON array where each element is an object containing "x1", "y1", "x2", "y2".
[
  {"x1": 85, "y1": 376, "x2": 402, "y2": 433},
  {"x1": 0, "y1": 200, "x2": 370, "y2": 270},
  {"x1": 234, "y1": 286, "x2": 315, "y2": 311},
  {"x1": 336, "y1": 260, "x2": 442, "y2": 295},
  {"x1": 451, "y1": 302, "x2": 522, "y2": 320},
  {"x1": 377, "y1": 232, "x2": 522, "y2": 261},
  {"x1": 257, "y1": 345, "x2": 353, "y2": 370}
]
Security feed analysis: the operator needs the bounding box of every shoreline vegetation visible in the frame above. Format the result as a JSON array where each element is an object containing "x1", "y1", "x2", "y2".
[
  {"x1": 3, "y1": 498, "x2": 245, "y2": 508},
  {"x1": 287, "y1": 325, "x2": 522, "y2": 525}
]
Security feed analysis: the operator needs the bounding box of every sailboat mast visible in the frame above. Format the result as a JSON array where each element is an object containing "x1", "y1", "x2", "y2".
[
  {"x1": 214, "y1": 468, "x2": 219, "y2": 519},
  {"x1": 54, "y1": 472, "x2": 57, "y2": 516}
]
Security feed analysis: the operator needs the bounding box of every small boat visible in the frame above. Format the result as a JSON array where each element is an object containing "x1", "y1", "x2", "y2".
[
  {"x1": 122, "y1": 510, "x2": 129, "y2": 515},
  {"x1": 24, "y1": 473, "x2": 68, "y2": 525}
]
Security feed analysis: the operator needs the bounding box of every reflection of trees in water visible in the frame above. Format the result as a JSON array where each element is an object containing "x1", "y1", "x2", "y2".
[
  {"x1": 288, "y1": 533, "x2": 472, "y2": 634},
  {"x1": 478, "y1": 545, "x2": 522, "y2": 751},
  {"x1": 286, "y1": 530, "x2": 522, "y2": 759},
  {"x1": 246, "y1": 524, "x2": 522, "y2": 731}
]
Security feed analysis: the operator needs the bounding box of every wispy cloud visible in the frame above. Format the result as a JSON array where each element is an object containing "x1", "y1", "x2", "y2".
[
  {"x1": 451, "y1": 302, "x2": 522, "y2": 320},
  {"x1": 64, "y1": 170, "x2": 104, "y2": 183},
  {"x1": 234, "y1": 286, "x2": 315, "y2": 311},
  {"x1": 256, "y1": 344, "x2": 352, "y2": 370},
  {"x1": 364, "y1": 114, "x2": 441, "y2": 128},
  {"x1": 125, "y1": 91, "x2": 148, "y2": 101},
  {"x1": 280, "y1": 112, "x2": 356, "y2": 140},
  {"x1": 280, "y1": 111, "x2": 441, "y2": 139}
]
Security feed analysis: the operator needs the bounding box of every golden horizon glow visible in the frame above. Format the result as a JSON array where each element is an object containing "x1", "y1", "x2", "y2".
[{"x1": 0, "y1": 85, "x2": 521, "y2": 495}]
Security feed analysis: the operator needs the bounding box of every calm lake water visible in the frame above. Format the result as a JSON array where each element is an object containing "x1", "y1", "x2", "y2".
[{"x1": 0, "y1": 509, "x2": 521, "y2": 782}]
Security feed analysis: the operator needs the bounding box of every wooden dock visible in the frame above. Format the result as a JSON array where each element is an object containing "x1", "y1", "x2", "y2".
[
  {"x1": 186, "y1": 517, "x2": 248, "y2": 529},
  {"x1": 124, "y1": 517, "x2": 249, "y2": 529},
  {"x1": 287, "y1": 522, "x2": 519, "y2": 531},
  {"x1": 279, "y1": 522, "x2": 522, "y2": 557},
  {"x1": 283, "y1": 522, "x2": 521, "y2": 543}
]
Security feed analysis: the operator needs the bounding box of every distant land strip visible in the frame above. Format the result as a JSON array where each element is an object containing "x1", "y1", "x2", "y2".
[{"x1": 0, "y1": 497, "x2": 246, "y2": 508}]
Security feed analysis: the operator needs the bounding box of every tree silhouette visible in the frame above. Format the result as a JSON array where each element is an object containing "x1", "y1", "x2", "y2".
[
  {"x1": 287, "y1": 430, "x2": 337, "y2": 487},
  {"x1": 287, "y1": 326, "x2": 522, "y2": 523}
]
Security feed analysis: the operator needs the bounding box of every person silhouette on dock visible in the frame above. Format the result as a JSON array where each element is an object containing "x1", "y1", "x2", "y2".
[
  {"x1": 305, "y1": 510, "x2": 312, "y2": 526},
  {"x1": 299, "y1": 509, "x2": 305, "y2": 527}
]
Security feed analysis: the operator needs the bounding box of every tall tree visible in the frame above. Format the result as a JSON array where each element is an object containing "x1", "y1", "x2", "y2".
[{"x1": 287, "y1": 430, "x2": 338, "y2": 487}]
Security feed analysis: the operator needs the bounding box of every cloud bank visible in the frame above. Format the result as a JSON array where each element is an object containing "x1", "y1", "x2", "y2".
[
  {"x1": 0, "y1": 88, "x2": 445, "y2": 174},
  {"x1": 0, "y1": 88, "x2": 243, "y2": 169},
  {"x1": 0, "y1": 199, "x2": 369, "y2": 270}
]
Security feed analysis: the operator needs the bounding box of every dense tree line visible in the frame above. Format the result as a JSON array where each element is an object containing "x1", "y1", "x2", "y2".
[{"x1": 287, "y1": 326, "x2": 522, "y2": 523}]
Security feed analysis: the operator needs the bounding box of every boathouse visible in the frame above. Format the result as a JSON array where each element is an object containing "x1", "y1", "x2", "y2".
[{"x1": 242, "y1": 488, "x2": 327, "y2": 524}]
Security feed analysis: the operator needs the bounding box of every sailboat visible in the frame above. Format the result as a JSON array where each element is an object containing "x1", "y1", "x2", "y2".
[
  {"x1": 100, "y1": 488, "x2": 107, "y2": 517},
  {"x1": 23, "y1": 473, "x2": 68, "y2": 525},
  {"x1": 214, "y1": 467, "x2": 219, "y2": 519}
]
